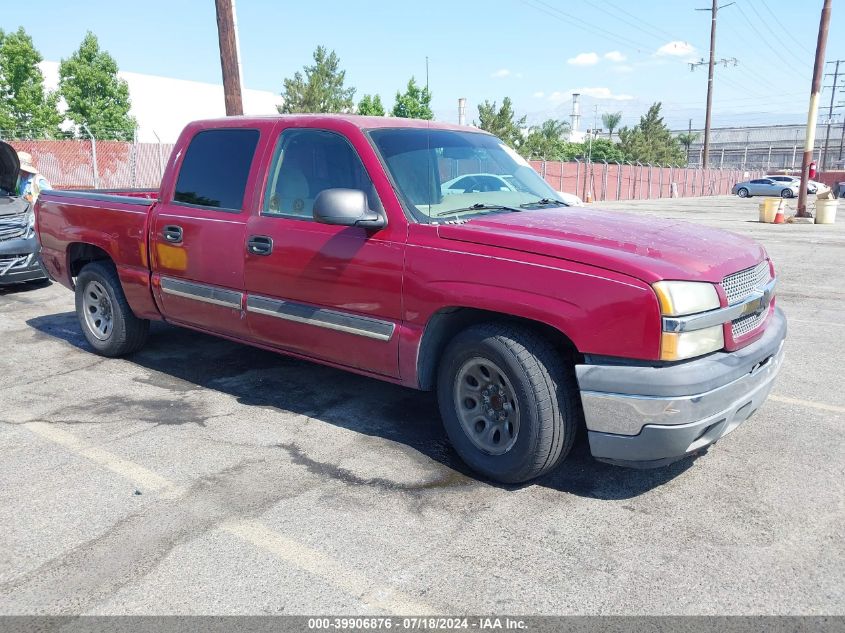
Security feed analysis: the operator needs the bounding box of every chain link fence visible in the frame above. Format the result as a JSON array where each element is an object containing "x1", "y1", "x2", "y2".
[
  {"x1": 3, "y1": 130, "x2": 761, "y2": 201},
  {"x1": 530, "y1": 160, "x2": 761, "y2": 202},
  {"x1": 1, "y1": 129, "x2": 173, "y2": 190}
]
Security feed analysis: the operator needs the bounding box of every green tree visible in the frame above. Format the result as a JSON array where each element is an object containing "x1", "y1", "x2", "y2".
[
  {"x1": 676, "y1": 131, "x2": 700, "y2": 165},
  {"x1": 391, "y1": 77, "x2": 433, "y2": 119},
  {"x1": 520, "y1": 119, "x2": 571, "y2": 159},
  {"x1": 583, "y1": 137, "x2": 624, "y2": 162},
  {"x1": 278, "y1": 46, "x2": 355, "y2": 114},
  {"x1": 617, "y1": 102, "x2": 683, "y2": 164},
  {"x1": 475, "y1": 97, "x2": 526, "y2": 149},
  {"x1": 0, "y1": 27, "x2": 62, "y2": 138},
  {"x1": 357, "y1": 94, "x2": 385, "y2": 116},
  {"x1": 601, "y1": 111, "x2": 622, "y2": 139},
  {"x1": 59, "y1": 32, "x2": 135, "y2": 140}
]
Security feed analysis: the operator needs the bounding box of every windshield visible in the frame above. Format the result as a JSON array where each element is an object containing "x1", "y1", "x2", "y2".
[{"x1": 368, "y1": 127, "x2": 564, "y2": 222}]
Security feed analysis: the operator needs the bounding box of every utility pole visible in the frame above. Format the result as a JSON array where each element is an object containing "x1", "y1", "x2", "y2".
[
  {"x1": 425, "y1": 56, "x2": 430, "y2": 92},
  {"x1": 797, "y1": 0, "x2": 832, "y2": 218},
  {"x1": 822, "y1": 60, "x2": 843, "y2": 170},
  {"x1": 694, "y1": 2, "x2": 735, "y2": 168},
  {"x1": 215, "y1": 0, "x2": 243, "y2": 116},
  {"x1": 686, "y1": 118, "x2": 693, "y2": 165}
]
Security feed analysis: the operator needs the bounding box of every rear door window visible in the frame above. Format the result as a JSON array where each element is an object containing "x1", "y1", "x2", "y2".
[{"x1": 174, "y1": 129, "x2": 260, "y2": 212}]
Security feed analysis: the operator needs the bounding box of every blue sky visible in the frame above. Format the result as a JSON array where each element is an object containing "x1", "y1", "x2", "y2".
[{"x1": 7, "y1": 0, "x2": 844, "y2": 130}]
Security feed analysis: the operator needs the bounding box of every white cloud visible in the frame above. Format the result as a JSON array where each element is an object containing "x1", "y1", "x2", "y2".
[
  {"x1": 567, "y1": 52, "x2": 599, "y2": 66},
  {"x1": 656, "y1": 41, "x2": 696, "y2": 58},
  {"x1": 533, "y1": 91, "x2": 545, "y2": 98},
  {"x1": 604, "y1": 51, "x2": 626, "y2": 63},
  {"x1": 548, "y1": 87, "x2": 634, "y2": 103},
  {"x1": 491, "y1": 68, "x2": 511, "y2": 78}
]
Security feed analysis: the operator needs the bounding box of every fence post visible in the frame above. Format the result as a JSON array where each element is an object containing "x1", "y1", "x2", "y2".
[
  {"x1": 601, "y1": 160, "x2": 608, "y2": 201},
  {"x1": 574, "y1": 158, "x2": 581, "y2": 199},
  {"x1": 616, "y1": 161, "x2": 622, "y2": 200},
  {"x1": 658, "y1": 163, "x2": 664, "y2": 198},
  {"x1": 130, "y1": 127, "x2": 138, "y2": 188},
  {"x1": 647, "y1": 163, "x2": 653, "y2": 199},
  {"x1": 82, "y1": 124, "x2": 99, "y2": 189},
  {"x1": 153, "y1": 130, "x2": 165, "y2": 180},
  {"x1": 635, "y1": 161, "x2": 643, "y2": 199},
  {"x1": 559, "y1": 161, "x2": 564, "y2": 191}
]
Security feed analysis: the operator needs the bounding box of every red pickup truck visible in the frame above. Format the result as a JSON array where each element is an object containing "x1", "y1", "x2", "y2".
[{"x1": 35, "y1": 115, "x2": 786, "y2": 483}]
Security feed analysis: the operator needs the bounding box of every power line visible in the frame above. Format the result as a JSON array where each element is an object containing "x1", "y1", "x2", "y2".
[
  {"x1": 755, "y1": 0, "x2": 815, "y2": 56},
  {"x1": 734, "y1": 2, "x2": 811, "y2": 76},
  {"x1": 516, "y1": 0, "x2": 654, "y2": 52}
]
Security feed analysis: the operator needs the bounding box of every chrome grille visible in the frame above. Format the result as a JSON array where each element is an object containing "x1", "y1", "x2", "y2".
[
  {"x1": 731, "y1": 309, "x2": 768, "y2": 339},
  {"x1": 0, "y1": 254, "x2": 31, "y2": 270},
  {"x1": 721, "y1": 261, "x2": 770, "y2": 305},
  {"x1": 0, "y1": 211, "x2": 29, "y2": 241}
]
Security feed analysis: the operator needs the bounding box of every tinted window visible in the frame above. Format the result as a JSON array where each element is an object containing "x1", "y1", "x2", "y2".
[
  {"x1": 263, "y1": 129, "x2": 381, "y2": 219},
  {"x1": 174, "y1": 129, "x2": 259, "y2": 211}
]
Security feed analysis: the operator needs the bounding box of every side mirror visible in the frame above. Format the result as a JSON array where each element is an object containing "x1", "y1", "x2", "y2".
[{"x1": 313, "y1": 188, "x2": 385, "y2": 229}]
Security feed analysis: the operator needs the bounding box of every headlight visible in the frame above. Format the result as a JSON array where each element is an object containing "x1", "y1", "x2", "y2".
[
  {"x1": 25, "y1": 209, "x2": 36, "y2": 237},
  {"x1": 661, "y1": 326, "x2": 724, "y2": 361},
  {"x1": 652, "y1": 281, "x2": 720, "y2": 316},
  {"x1": 654, "y1": 281, "x2": 724, "y2": 360}
]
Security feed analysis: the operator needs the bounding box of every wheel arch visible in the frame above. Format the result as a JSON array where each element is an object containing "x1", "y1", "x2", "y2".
[
  {"x1": 67, "y1": 242, "x2": 114, "y2": 281},
  {"x1": 416, "y1": 307, "x2": 582, "y2": 391}
]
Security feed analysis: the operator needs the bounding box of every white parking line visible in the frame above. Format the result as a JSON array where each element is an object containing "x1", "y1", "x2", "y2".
[
  {"x1": 224, "y1": 520, "x2": 435, "y2": 614},
  {"x1": 21, "y1": 421, "x2": 437, "y2": 615},
  {"x1": 769, "y1": 395, "x2": 845, "y2": 414},
  {"x1": 24, "y1": 422, "x2": 178, "y2": 493},
  {"x1": 787, "y1": 318, "x2": 845, "y2": 328}
]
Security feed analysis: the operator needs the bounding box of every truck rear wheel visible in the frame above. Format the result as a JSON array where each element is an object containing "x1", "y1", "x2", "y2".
[
  {"x1": 436, "y1": 322, "x2": 579, "y2": 483},
  {"x1": 75, "y1": 261, "x2": 149, "y2": 357}
]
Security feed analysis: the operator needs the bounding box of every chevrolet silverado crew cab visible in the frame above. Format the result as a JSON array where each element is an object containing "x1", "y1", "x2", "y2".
[{"x1": 35, "y1": 116, "x2": 786, "y2": 483}]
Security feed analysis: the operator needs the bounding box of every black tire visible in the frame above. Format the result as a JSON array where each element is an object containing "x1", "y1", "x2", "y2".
[
  {"x1": 781, "y1": 188, "x2": 793, "y2": 198},
  {"x1": 436, "y1": 322, "x2": 580, "y2": 484},
  {"x1": 75, "y1": 261, "x2": 149, "y2": 357},
  {"x1": 737, "y1": 187, "x2": 749, "y2": 198}
]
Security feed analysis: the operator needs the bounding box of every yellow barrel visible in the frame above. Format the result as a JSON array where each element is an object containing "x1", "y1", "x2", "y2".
[
  {"x1": 815, "y1": 199, "x2": 838, "y2": 224},
  {"x1": 759, "y1": 198, "x2": 780, "y2": 223}
]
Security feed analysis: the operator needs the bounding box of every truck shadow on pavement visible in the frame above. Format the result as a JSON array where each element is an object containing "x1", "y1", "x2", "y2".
[{"x1": 27, "y1": 313, "x2": 697, "y2": 500}]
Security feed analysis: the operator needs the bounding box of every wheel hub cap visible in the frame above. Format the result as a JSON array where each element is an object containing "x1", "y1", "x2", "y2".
[
  {"x1": 82, "y1": 280, "x2": 114, "y2": 341},
  {"x1": 454, "y1": 358, "x2": 520, "y2": 455}
]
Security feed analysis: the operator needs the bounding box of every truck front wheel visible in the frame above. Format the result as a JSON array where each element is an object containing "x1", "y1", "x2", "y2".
[
  {"x1": 436, "y1": 323, "x2": 580, "y2": 483},
  {"x1": 75, "y1": 261, "x2": 149, "y2": 357}
]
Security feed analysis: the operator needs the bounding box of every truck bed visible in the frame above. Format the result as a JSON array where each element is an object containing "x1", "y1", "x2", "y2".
[{"x1": 35, "y1": 188, "x2": 161, "y2": 320}]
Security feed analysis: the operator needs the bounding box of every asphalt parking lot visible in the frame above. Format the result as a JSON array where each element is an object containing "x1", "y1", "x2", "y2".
[{"x1": 1, "y1": 195, "x2": 843, "y2": 616}]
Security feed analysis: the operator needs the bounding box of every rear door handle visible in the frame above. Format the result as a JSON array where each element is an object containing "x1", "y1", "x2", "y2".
[
  {"x1": 247, "y1": 235, "x2": 273, "y2": 256},
  {"x1": 162, "y1": 225, "x2": 183, "y2": 244}
]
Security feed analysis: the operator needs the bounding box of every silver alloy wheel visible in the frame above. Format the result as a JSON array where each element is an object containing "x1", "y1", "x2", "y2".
[
  {"x1": 82, "y1": 280, "x2": 113, "y2": 340},
  {"x1": 453, "y1": 357, "x2": 520, "y2": 455},
  {"x1": 737, "y1": 188, "x2": 748, "y2": 198}
]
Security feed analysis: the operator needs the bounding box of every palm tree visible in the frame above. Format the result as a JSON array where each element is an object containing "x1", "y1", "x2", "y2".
[
  {"x1": 677, "y1": 131, "x2": 700, "y2": 165},
  {"x1": 601, "y1": 111, "x2": 622, "y2": 139},
  {"x1": 538, "y1": 119, "x2": 569, "y2": 141}
]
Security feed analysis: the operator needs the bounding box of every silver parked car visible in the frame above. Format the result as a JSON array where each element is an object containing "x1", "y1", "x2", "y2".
[
  {"x1": 766, "y1": 175, "x2": 817, "y2": 194},
  {"x1": 732, "y1": 178, "x2": 800, "y2": 198}
]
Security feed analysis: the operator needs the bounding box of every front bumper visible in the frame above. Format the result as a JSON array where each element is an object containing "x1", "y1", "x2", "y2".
[
  {"x1": 0, "y1": 234, "x2": 48, "y2": 285},
  {"x1": 576, "y1": 307, "x2": 787, "y2": 467}
]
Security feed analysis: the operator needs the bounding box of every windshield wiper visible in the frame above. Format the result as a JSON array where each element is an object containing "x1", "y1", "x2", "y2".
[
  {"x1": 519, "y1": 197, "x2": 567, "y2": 208},
  {"x1": 434, "y1": 203, "x2": 524, "y2": 218}
]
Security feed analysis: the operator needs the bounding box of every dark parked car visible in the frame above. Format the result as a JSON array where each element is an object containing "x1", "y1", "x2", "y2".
[{"x1": 0, "y1": 141, "x2": 49, "y2": 285}]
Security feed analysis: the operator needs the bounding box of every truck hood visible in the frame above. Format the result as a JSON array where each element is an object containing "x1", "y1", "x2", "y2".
[{"x1": 436, "y1": 207, "x2": 765, "y2": 284}]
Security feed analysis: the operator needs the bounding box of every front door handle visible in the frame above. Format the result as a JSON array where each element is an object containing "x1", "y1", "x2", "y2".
[
  {"x1": 247, "y1": 235, "x2": 273, "y2": 256},
  {"x1": 162, "y1": 225, "x2": 183, "y2": 244}
]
